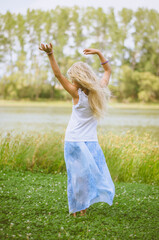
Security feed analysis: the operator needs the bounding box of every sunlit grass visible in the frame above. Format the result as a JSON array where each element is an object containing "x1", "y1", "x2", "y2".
[
  {"x1": 0, "y1": 130, "x2": 158, "y2": 185},
  {"x1": 0, "y1": 99, "x2": 72, "y2": 107},
  {"x1": 0, "y1": 99, "x2": 159, "y2": 109},
  {"x1": 99, "y1": 130, "x2": 159, "y2": 185}
]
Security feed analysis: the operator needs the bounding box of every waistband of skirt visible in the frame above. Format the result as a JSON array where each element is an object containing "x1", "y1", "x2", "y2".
[{"x1": 64, "y1": 139, "x2": 98, "y2": 142}]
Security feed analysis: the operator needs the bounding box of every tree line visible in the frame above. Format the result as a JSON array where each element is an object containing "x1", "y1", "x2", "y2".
[{"x1": 0, "y1": 6, "x2": 159, "y2": 102}]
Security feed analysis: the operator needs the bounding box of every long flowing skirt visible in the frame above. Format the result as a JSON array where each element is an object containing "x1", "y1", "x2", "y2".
[{"x1": 64, "y1": 141, "x2": 115, "y2": 214}]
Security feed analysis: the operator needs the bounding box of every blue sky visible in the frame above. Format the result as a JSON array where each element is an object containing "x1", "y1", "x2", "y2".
[{"x1": 1, "y1": 0, "x2": 159, "y2": 14}]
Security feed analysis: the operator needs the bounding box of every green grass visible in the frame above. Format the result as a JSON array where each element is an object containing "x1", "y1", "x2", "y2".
[
  {"x1": 0, "y1": 169, "x2": 158, "y2": 240},
  {"x1": 0, "y1": 99, "x2": 159, "y2": 109},
  {"x1": 0, "y1": 130, "x2": 158, "y2": 185}
]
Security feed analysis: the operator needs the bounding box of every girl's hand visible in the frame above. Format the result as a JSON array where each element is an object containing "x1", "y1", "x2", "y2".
[
  {"x1": 39, "y1": 43, "x2": 53, "y2": 54},
  {"x1": 83, "y1": 48, "x2": 100, "y2": 55}
]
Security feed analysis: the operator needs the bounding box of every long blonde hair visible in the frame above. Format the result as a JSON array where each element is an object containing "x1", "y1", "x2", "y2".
[{"x1": 67, "y1": 61, "x2": 112, "y2": 120}]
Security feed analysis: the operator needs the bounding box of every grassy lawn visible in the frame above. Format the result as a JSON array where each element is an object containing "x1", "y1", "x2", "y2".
[
  {"x1": 0, "y1": 99, "x2": 159, "y2": 109},
  {"x1": 0, "y1": 169, "x2": 158, "y2": 240}
]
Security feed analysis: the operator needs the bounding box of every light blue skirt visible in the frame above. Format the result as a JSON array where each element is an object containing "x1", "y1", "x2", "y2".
[{"x1": 64, "y1": 141, "x2": 115, "y2": 214}]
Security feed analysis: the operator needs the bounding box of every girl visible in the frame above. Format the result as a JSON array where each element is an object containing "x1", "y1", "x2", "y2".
[{"x1": 39, "y1": 43, "x2": 115, "y2": 217}]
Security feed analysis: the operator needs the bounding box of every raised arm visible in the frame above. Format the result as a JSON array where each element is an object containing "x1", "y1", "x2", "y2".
[
  {"x1": 39, "y1": 43, "x2": 61, "y2": 77},
  {"x1": 39, "y1": 43, "x2": 77, "y2": 98},
  {"x1": 83, "y1": 48, "x2": 111, "y2": 87}
]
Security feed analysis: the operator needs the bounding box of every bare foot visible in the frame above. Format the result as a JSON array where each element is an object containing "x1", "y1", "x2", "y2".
[
  {"x1": 71, "y1": 208, "x2": 87, "y2": 217},
  {"x1": 71, "y1": 212, "x2": 76, "y2": 217},
  {"x1": 80, "y1": 208, "x2": 87, "y2": 216}
]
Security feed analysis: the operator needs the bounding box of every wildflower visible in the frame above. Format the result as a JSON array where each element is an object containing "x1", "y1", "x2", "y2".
[
  {"x1": 27, "y1": 233, "x2": 31, "y2": 236},
  {"x1": 10, "y1": 223, "x2": 14, "y2": 228}
]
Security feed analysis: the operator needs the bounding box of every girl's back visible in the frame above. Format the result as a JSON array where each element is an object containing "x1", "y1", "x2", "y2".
[{"x1": 65, "y1": 87, "x2": 98, "y2": 142}]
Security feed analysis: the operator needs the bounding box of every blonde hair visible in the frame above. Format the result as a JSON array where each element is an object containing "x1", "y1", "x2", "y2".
[{"x1": 67, "y1": 61, "x2": 112, "y2": 120}]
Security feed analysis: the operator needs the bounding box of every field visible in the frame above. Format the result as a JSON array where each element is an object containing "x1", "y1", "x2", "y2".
[
  {"x1": 0, "y1": 101, "x2": 159, "y2": 239},
  {"x1": 0, "y1": 99, "x2": 159, "y2": 109},
  {"x1": 0, "y1": 130, "x2": 158, "y2": 185},
  {"x1": 0, "y1": 169, "x2": 158, "y2": 240}
]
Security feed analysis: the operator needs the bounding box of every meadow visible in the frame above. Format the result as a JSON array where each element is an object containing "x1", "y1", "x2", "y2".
[
  {"x1": 1, "y1": 4, "x2": 159, "y2": 239},
  {"x1": 0, "y1": 169, "x2": 158, "y2": 240},
  {"x1": 0, "y1": 99, "x2": 159, "y2": 109},
  {"x1": 0, "y1": 102, "x2": 159, "y2": 239},
  {"x1": 0, "y1": 130, "x2": 158, "y2": 185}
]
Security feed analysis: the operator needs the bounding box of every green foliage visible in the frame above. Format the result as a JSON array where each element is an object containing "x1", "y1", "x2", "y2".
[
  {"x1": 0, "y1": 7, "x2": 159, "y2": 102},
  {"x1": 138, "y1": 72, "x2": 159, "y2": 102},
  {"x1": 117, "y1": 65, "x2": 140, "y2": 101},
  {"x1": 116, "y1": 65, "x2": 159, "y2": 102}
]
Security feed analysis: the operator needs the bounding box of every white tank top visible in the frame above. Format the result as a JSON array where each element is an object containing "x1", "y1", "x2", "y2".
[{"x1": 65, "y1": 87, "x2": 98, "y2": 142}]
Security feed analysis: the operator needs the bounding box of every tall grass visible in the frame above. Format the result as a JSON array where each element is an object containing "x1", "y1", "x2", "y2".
[
  {"x1": 99, "y1": 130, "x2": 159, "y2": 185},
  {"x1": 0, "y1": 130, "x2": 158, "y2": 185}
]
